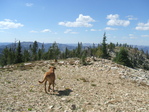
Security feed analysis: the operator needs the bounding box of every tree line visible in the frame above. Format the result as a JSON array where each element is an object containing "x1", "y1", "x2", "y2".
[{"x1": 0, "y1": 33, "x2": 149, "y2": 70}]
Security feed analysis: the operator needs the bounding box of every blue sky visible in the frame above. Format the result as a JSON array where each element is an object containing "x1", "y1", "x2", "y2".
[{"x1": 0, "y1": 0, "x2": 149, "y2": 45}]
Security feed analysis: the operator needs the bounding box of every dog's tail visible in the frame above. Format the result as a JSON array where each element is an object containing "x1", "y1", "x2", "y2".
[
  {"x1": 39, "y1": 73, "x2": 47, "y2": 83},
  {"x1": 38, "y1": 78, "x2": 46, "y2": 83}
]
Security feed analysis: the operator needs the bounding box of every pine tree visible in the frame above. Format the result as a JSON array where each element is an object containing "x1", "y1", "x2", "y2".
[
  {"x1": 15, "y1": 41, "x2": 22, "y2": 63},
  {"x1": 146, "y1": 50, "x2": 149, "y2": 59},
  {"x1": 95, "y1": 46, "x2": 103, "y2": 57},
  {"x1": 91, "y1": 43, "x2": 97, "y2": 58},
  {"x1": 41, "y1": 43, "x2": 45, "y2": 59},
  {"x1": 108, "y1": 42, "x2": 115, "y2": 52},
  {"x1": 31, "y1": 41, "x2": 38, "y2": 61},
  {"x1": 81, "y1": 50, "x2": 87, "y2": 65},
  {"x1": 113, "y1": 47, "x2": 133, "y2": 67},
  {"x1": 76, "y1": 42, "x2": 82, "y2": 58},
  {"x1": 102, "y1": 32, "x2": 109, "y2": 59},
  {"x1": 64, "y1": 47, "x2": 69, "y2": 58},
  {"x1": 0, "y1": 47, "x2": 9, "y2": 66},
  {"x1": 7, "y1": 48, "x2": 15, "y2": 64},
  {"x1": 48, "y1": 42, "x2": 60, "y2": 60},
  {"x1": 37, "y1": 49, "x2": 42, "y2": 60},
  {"x1": 23, "y1": 49, "x2": 30, "y2": 62}
]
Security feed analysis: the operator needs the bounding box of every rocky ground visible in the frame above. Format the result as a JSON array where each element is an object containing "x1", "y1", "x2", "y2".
[{"x1": 0, "y1": 58, "x2": 149, "y2": 112}]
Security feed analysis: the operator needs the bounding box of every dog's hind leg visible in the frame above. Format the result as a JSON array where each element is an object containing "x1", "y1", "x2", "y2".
[
  {"x1": 52, "y1": 81, "x2": 55, "y2": 92},
  {"x1": 48, "y1": 83, "x2": 51, "y2": 92},
  {"x1": 44, "y1": 80, "x2": 48, "y2": 93}
]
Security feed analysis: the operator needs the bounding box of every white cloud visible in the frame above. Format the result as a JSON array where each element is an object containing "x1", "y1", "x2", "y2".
[
  {"x1": 76, "y1": 14, "x2": 95, "y2": 23},
  {"x1": 71, "y1": 32, "x2": 79, "y2": 34},
  {"x1": 106, "y1": 14, "x2": 130, "y2": 26},
  {"x1": 0, "y1": 19, "x2": 24, "y2": 29},
  {"x1": 30, "y1": 30, "x2": 38, "y2": 33},
  {"x1": 107, "y1": 14, "x2": 119, "y2": 20},
  {"x1": 141, "y1": 35, "x2": 149, "y2": 37},
  {"x1": 135, "y1": 21, "x2": 149, "y2": 30},
  {"x1": 64, "y1": 29, "x2": 72, "y2": 33},
  {"x1": 90, "y1": 29, "x2": 96, "y2": 31},
  {"x1": 30, "y1": 29, "x2": 52, "y2": 33},
  {"x1": 129, "y1": 34, "x2": 137, "y2": 39},
  {"x1": 59, "y1": 14, "x2": 95, "y2": 27},
  {"x1": 90, "y1": 29, "x2": 101, "y2": 31},
  {"x1": 53, "y1": 32, "x2": 58, "y2": 34},
  {"x1": 126, "y1": 15, "x2": 138, "y2": 20},
  {"x1": 41, "y1": 29, "x2": 51, "y2": 32},
  {"x1": 26, "y1": 3, "x2": 33, "y2": 7},
  {"x1": 105, "y1": 27, "x2": 117, "y2": 30},
  {"x1": 64, "y1": 29, "x2": 78, "y2": 34}
]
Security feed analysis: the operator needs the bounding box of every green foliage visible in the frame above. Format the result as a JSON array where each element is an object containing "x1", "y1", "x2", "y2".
[
  {"x1": 101, "y1": 32, "x2": 109, "y2": 59},
  {"x1": 37, "y1": 49, "x2": 42, "y2": 60},
  {"x1": 61, "y1": 47, "x2": 71, "y2": 59},
  {"x1": 113, "y1": 47, "x2": 133, "y2": 68},
  {"x1": 15, "y1": 41, "x2": 22, "y2": 63},
  {"x1": 31, "y1": 41, "x2": 38, "y2": 61},
  {"x1": 81, "y1": 50, "x2": 87, "y2": 65},
  {"x1": 143, "y1": 63, "x2": 149, "y2": 70},
  {"x1": 65, "y1": 47, "x2": 69, "y2": 58},
  {"x1": 0, "y1": 47, "x2": 9, "y2": 66},
  {"x1": 76, "y1": 42, "x2": 82, "y2": 58},
  {"x1": 146, "y1": 51, "x2": 149, "y2": 59},
  {"x1": 0, "y1": 47, "x2": 16, "y2": 66},
  {"x1": 28, "y1": 108, "x2": 32, "y2": 111},
  {"x1": 108, "y1": 42, "x2": 115, "y2": 51},
  {"x1": 47, "y1": 42, "x2": 60, "y2": 60},
  {"x1": 7, "y1": 48, "x2": 15, "y2": 65},
  {"x1": 0, "y1": 37, "x2": 148, "y2": 70},
  {"x1": 95, "y1": 46, "x2": 103, "y2": 58},
  {"x1": 23, "y1": 49, "x2": 30, "y2": 62},
  {"x1": 38, "y1": 43, "x2": 45, "y2": 60},
  {"x1": 91, "y1": 84, "x2": 97, "y2": 86}
]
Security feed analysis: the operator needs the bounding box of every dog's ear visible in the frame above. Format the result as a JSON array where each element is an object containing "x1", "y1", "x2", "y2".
[
  {"x1": 49, "y1": 66, "x2": 51, "y2": 69},
  {"x1": 54, "y1": 67, "x2": 56, "y2": 69}
]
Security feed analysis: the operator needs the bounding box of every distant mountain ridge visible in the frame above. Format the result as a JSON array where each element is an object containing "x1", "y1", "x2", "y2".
[
  {"x1": 0, "y1": 42, "x2": 149, "y2": 54},
  {"x1": 133, "y1": 45, "x2": 149, "y2": 53},
  {"x1": 0, "y1": 42, "x2": 78, "y2": 54},
  {"x1": 0, "y1": 42, "x2": 11, "y2": 46}
]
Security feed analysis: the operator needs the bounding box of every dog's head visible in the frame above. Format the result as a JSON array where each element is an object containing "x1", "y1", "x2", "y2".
[{"x1": 49, "y1": 66, "x2": 56, "y2": 71}]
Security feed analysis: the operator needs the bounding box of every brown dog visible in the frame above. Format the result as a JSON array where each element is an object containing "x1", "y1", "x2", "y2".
[{"x1": 39, "y1": 66, "x2": 56, "y2": 93}]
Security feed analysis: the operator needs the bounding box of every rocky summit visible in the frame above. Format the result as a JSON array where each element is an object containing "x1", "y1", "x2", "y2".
[{"x1": 0, "y1": 58, "x2": 149, "y2": 112}]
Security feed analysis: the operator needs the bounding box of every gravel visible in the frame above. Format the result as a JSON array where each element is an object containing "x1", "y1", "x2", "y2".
[{"x1": 0, "y1": 58, "x2": 149, "y2": 112}]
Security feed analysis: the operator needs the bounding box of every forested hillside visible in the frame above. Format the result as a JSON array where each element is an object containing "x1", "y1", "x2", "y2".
[{"x1": 0, "y1": 34, "x2": 149, "y2": 70}]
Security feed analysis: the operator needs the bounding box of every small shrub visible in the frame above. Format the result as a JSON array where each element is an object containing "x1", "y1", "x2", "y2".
[
  {"x1": 28, "y1": 108, "x2": 32, "y2": 111},
  {"x1": 42, "y1": 69, "x2": 46, "y2": 73},
  {"x1": 30, "y1": 89, "x2": 34, "y2": 92},
  {"x1": 7, "y1": 81, "x2": 11, "y2": 84},
  {"x1": 58, "y1": 77, "x2": 61, "y2": 80},
  {"x1": 91, "y1": 84, "x2": 96, "y2": 86},
  {"x1": 80, "y1": 78, "x2": 88, "y2": 82},
  {"x1": 108, "y1": 82, "x2": 112, "y2": 85}
]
